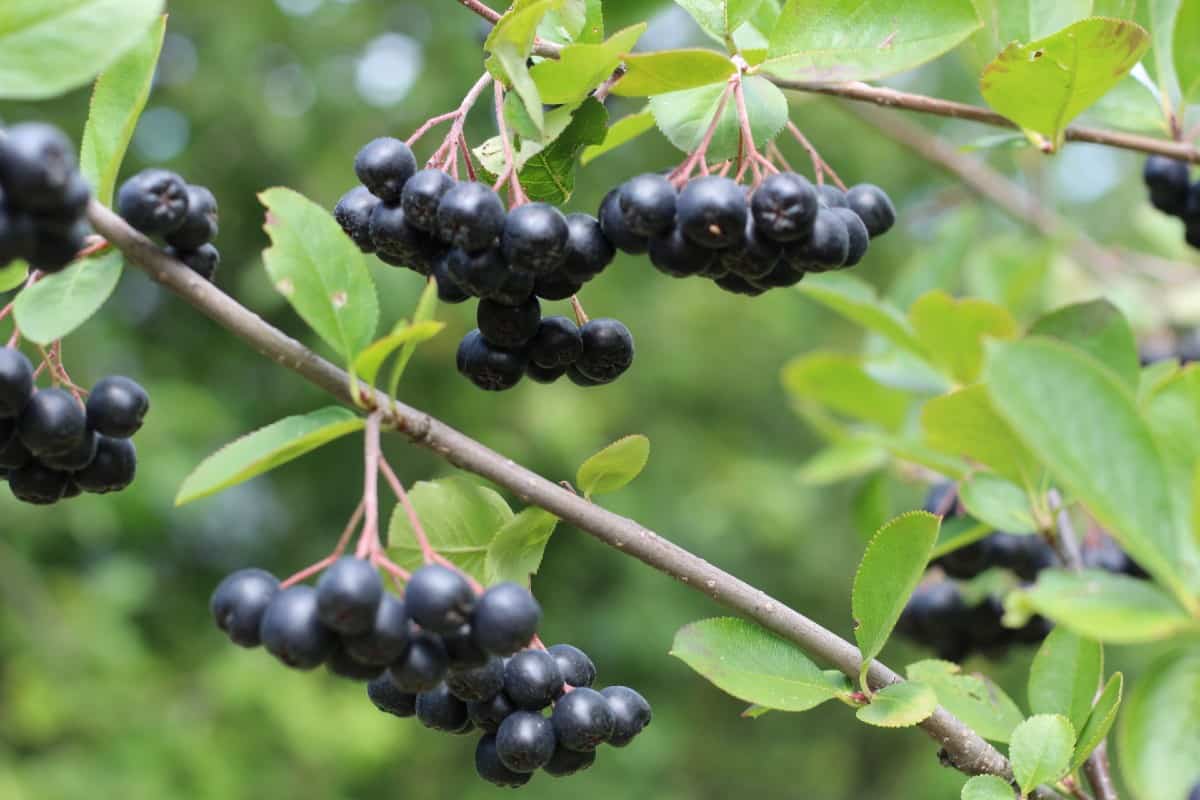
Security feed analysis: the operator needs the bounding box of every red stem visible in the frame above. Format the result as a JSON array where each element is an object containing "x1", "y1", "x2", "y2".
[
  {"x1": 356, "y1": 412, "x2": 384, "y2": 559},
  {"x1": 406, "y1": 111, "x2": 459, "y2": 147},
  {"x1": 670, "y1": 82, "x2": 733, "y2": 186},
  {"x1": 281, "y1": 500, "x2": 366, "y2": 588},
  {"x1": 429, "y1": 72, "x2": 494, "y2": 170},
  {"x1": 493, "y1": 80, "x2": 528, "y2": 205},
  {"x1": 787, "y1": 121, "x2": 846, "y2": 190}
]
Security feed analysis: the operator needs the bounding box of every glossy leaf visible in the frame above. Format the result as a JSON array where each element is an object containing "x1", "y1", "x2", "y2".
[
  {"x1": 782, "y1": 353, "x2": 911, "y2": 431},
  {"x1": 906, "y1": 660, "x2": 1024, "y2": 743},
  {"x1": 577, "y1": 434, "x2": 651, "y2": 497},
  {"x1": 612, "y1": 48, "x2": 736, "y2": 96},
  {"x1": 958, "y1": 473, "x2": 1036, "y2": 532},
  {"x1": 1028, "y1": 627, "x2": 1103, "y2": 732},
  {"x1": 1118, "y1": 650, "x2": 1200, "y2": 800},
  {"x1": 531, "y1": 24, "x2": 645, "y2": 104},
  {"x1": 1028, "y1": 299, "x2": 1139, "y2": 389},
  {"x1": 13, "y1": 251, "x2": 123, "y2": 345},
  {"x1": 485, "y1": 507, "x2": 560, "y2": 586},
  {"x1": 908, "y1": 290, "x2": 1018, "y2": 385},
  {"x1": 922, "y1": 385, "x2": 1041, "y2": 487},
  {"x1": 855, "y1": 681, "x2": 938, "y2": 728},
  {"x1": 1176, "y1": 0, "x2": 1200, "y2": 102},
  {"x1": 581, "y1": 107, "x2": 657, "y2": 164},
  {"x1": 486, "y1": 0, "x2": 563, "y2": 134},
  {"x1": 1071, "y1": 672, "x2": 1122, "y2": 771},
  {"x1": 0, "y1": 262, "x2": 28, "y2": 293},
  {"x1": 388, "y1": 477, "x2": 514, "y2": 581},
  {"x1": 649, "y1": 75, "x2": 788, "y2": 162},
  {"x1": 798, "y1": 273, "x2": 926, "y2": 360},
  {"x1": 352, "y1": 320, "x2": 445, "y2": 389},
  {"x1": 674, "y1": 0, "x2": 765, "y2": 41},
  {"x1": 961, "y1": 775, "x2": 1016, "y2": 800},
  {"x1": 1009, "y1": 714, "x2": 1075, "y2": 795},
  {"x1": 517, "y1": 98, "x2": 608, "y2": 204}
]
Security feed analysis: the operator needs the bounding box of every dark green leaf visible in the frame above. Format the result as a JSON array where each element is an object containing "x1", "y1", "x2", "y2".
[
  {"x1": 388, "y1": 477, "x2": 514, "y2": 581},
  {"x1": 612, "y1": 48, "x2": 736, "y2": 96},
  {"x1": 485, "y1": 507, "x2": 559, "y2": 586},
  {"x1": 855, "y1": 681, "x2": 938, "y2": 727},
  {"x1": 13, "y1": 251, "x2": 123, "y2": 345},
  {"x1": 1118, "y1": 650, "x2": 1200, "y2": 800},
  {"x1": 1071, "y1": 672, "x2": 1122, "y2": 771},
  {"x1": 1009, "y1": 714, "x2": 1075, "y2": 795},
  {"x1": 1028, "y1": 627, "x2": 1103, "y2": 733},
  {"x1": 1028, "y1": 299, "x2": 1140, "y2": 389},
  {"x1": 648, "y1": 75, "x2": 787, "y2": 162},
  {"x1": 517, "y1": 98, "x2": 608, "y2": 204},
  {"x1": 906, "y1": 659, "x2": 1024, "y2": 743},
  {"x1": 581, "y1": 107, "x2": 657, "y2": 164},
  {"x1": 577, "y1": 434, "x2": 650, "y2": 496}
]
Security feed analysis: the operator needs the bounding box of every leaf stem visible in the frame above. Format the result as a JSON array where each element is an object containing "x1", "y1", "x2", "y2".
[
  {"x1": 493, "y1": 80, "x2": 529, "y2": 205},
  {"x1": 428, "y1": 71, "x2": 494, "y2": 171},
  {"x1": 670, "y1": 82, "x2": 734, "y2": 186}
]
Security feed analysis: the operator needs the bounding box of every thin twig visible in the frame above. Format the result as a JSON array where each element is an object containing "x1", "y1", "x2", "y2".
[
  {"x1": 569, "y1": 295, "x2": 589, "y2": 326},
  {"x1": 493, "y1": 80, "x2": 528, "y2": 205},
  {"x1": 429, "y1": 72, "x2": 493, "y2": 170},
  {"x1": 787, "y1": 122, "x2": 846, "y2": 189},
  {"x1": 670, "y1": 83, "x2": 734, "y2": 186},
  {"x1": 281, "y1": 501, "x2": 366, "y2": 588},
  {"x1": 356, "y1": 412, "x2": 383, "y2": 559}
]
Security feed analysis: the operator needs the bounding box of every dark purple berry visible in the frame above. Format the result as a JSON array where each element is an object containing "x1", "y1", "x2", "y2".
[
  {"x1": 478, "y1": 296, "x2": 541, "y2": 349},
  {"x1": 602, "y1": 685, "x2": 651, "y2": 746},
  {"x1": 502, "y1": 202, "x2": 569, "y2": 275},
  {"x1": 503, "y1": 649, "x2": 564, "y2": 711},
  {"x1": 354, "y1": 137, "x2": 417, "y2": 203},
  {"x1": 327, "y1": 642, "x2": 385, "y2": 682},
  {"x1": 476, "y1": 733, "x2": 532, "y2": 787},
  {"x1": 543, "y1": 744, "x2": 596, "y2": 777},
  {"x1": 401, "y1": 169, "x2": 455, "y2": 233},
  {"x1": 315, "y1": 556, "x2": 384, "y2": 635},
  {"x1": 496, "y1": 710, "x2": 556, "y2": 772},
  {"x1": 677, "y1": 176, "x2": 748, "y2": 249},
  {"x1": 547, "y1": 644, "x2": 595, "y2": 688},
  {"x1": 344, "y1": 593, "x2": 410, "y2": 665},
  {"x1": 528, "y1": 316, "x2": 581, "y2": 369},
  {"x1": 532, "y1": 269, "x2": 583, "y2": 301},
  {"x1": 471, "y1": 582, "x2": 542, "y2": 655},
  {"x1": 468, "y1": 691, "x2": 517, "y2": 733},
  {"x1": 437, "y1": 182, "x2": 506, "y2": 252},
  {"x1": 787, "y1": 207, "x2": 849, "y2": 270},
  {"x1": 8, "y1": 461, "x2": 69, "y2": 504},
  {"x1": 0, "y1": 347, "x2": 34, "y2": 418},
  {"x1": 752, "y1": 172, "x2": 817, "y2": 243},
  {"x1": 167, "y1": 244, "x2": 221, "y2": 281},
  {"x1": 259, "y1": 585, "x2": 337, "y2": 669},
  {"x1": 367, "y1": 673, "x2": 418, "y2": 717},
  {"x1": 561, "y1": 212, "x2": 615, "y2": 282},
  {"x1": 18, "y1": 388, "x2": 86, "y2": 456},
  {"x1": 456, "y1": 329, "x2": 526, "y2": 391},
  {"x1": 833, "y1": 207, "x2": 869, "y2": 267},
  {"x1": 334, "y1": 185, "x2": 380, "y2": 252},
  {"x1": 576, "y1": 318, "x2": 634, "y2": 383},
  {"x1": 845, "y1": 183, "x2": 896, "y2": 238},
  {"x1": 618, "y1": 173, "x2": 677, "y2": 237},
  {"x1": 165, "y1": 185, "x2": 219, "y2": 250},
  {"x1": 446, "y1": 656, "x2": 506, "y2": 702},
  {"x1": 0, "y1": 123, "x2": 78, "y2": 213},
  {"x1": 416, "y1": 683, "x2": 472, "y2": 733},
  {"x1": 116, "y1": 169, "x2": 189, "y2": 235},
  {"x1": 87, "y1": 376, "x2": 149, "y2": 438},
  {"x1": 598, "y1": 188, "x2": 648, "y2": 254},
  {"x1": 405, "y1": 564, "x2": 476, "y2": 634},
  {"x1": 648, "y1": 225, "x2": 715, "y2": 277},
  {"x1": 74, "y1": 435, "x2": 136, "y2": 494},
  {"x1": 210, "y1": 568, "x2": 279, "y2": 647},
  {"x1": 552, "y1": 687, "x2": 614, "y2": 751},
  {"x1": 388, "y1": 631, "x2": 449, "y2": 691}
]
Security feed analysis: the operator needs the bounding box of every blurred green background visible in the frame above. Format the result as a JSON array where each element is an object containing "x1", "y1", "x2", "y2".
[{"x1": 0, "y1": 1, "x2": 1195, "y2": 798}]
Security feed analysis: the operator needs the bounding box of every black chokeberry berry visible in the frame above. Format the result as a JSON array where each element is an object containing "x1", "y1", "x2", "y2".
[
  {"x1": 833, "y1": 207, "x2": 869, "y2": 267},
  {"x1": 497, "y1": 710, "x2": 557, "y2": 772},
  {"x1": 749, "y1": 260, "x2": 806, "y2": 289},
  {"x1": 86, "y1": 376, "x2": 149, "y2": 438},
  {"x1": 165, "y1": 185, "x2": 219, "y2": 250},
  {"x1": 1144, "y1": 156, "x2": 1191, "y2": 216},
  {"x1": 354, "y1": 137, "x2": 417, "y2": 204},
  {"x1": 543, "y1": 744, "x2": 596, "y2": 777},
  {"x1": 18, "y1": 388, "x2": 87, "y2": 455},
  {"x1": 547, "y1": 644, "x2": 595, "y2": 688},
  {"x1": 259, "y1": 585, "x2": 337, "y2": 669},
  {"x1": 528, "y1": 316, "x2": 582, "y2": 369},
  {"x1": 552, "y1": 687, "x2": 614, "y2": 751},
  {"x1": 648, "y1": 225, "x2": 715, "y2": 278},
  {"x1": 716, "y1": 273, "x2": 767, "y2": 296},
  {"x1": 416, "y1": 683, "x2": 473, "y2": 733},
  {"x1": 502, "y1": 202, "x2": 569, "y2": 275},
  {"x1": 401, "y1": 169, "x2": 455, "y2": 233},
  {"x1": 533, "y1": 270, "x2": 583, "y2": 301},
  {"x1": 388, "y1": 631, "x2": 449, "y2": 691},
  {"x1": 525, "y1": 362, "x2": 567, "y2": 384},
  {"x1": 167, "y1": 243, "x2": 221, "y2": 281},
  {"x1": 476, "y1": 733, "x2": 533, "y2": 787},
  {"x1": 210, "y1": 568, "x2": 279, "y2": 647},
  {"x1": 405, "y1": 564, "x2": 476, "y2": 633},
  {"x1": 677, "y1": 176, "x2": 747, "y2": 249},
  {"x1": 619, "y1": 173, "x2": 677, "y2": 237},
  {"x1": 73, "y1": 435, "x2": 136, "y2": 493},
  {"x1": 116, "y1": 169, "x2": 190, "y2": 235},
  {"x1": 566, "y1": 364, "x2": 603, "y2": 387},
  {"x1": 432, "y1": 257, "x2": 471, "y2": 303},
  {"x1": 8, "y1": 461, "x2": 69, "y2": 504},
  {"x1": 315, "y1": 557, "x2": 384, "y2": 636},
  {"x1": 602, "y1": 685, "x2": 652, "y2": 746},
  {"x1": 334, "y1": 185, "x2": 380, "y2": 252},
  {"x1": 561, "y1": 212, "x2": 615, "y2": 282},
  {"x1": 0, "y1": 123, "x2": 77, "y2": 212},
  {"x1": 0, "y1": 347, "x2": 34, "y2": 418},
  {"x1": 370, "y1": 202, "x2": 442, "y2": 273},
  {"x1": 446, "y1": 656, "x2": 506, "y2": 702},
  {"x1": 468, "y1": 690, "x2": 517, "y2": 733},
  {"x1": 576, "y1": 318, "x2": 634, "y2": 384},
  {"x1": 442, "y1": 623, "x2": 491, "y2": 668},
  {"x1": 0, "y1": 209, "x2": 37, "y2": 266},
  {"x1": 456, "y1": 330, "x2": 526, "y2": 391},
  {"x1": 787, "y1": 207, "x2": 849, "y2": 270},
  {"x1": 368, "y1": 673, "x2": 418, "y2": 717},
  {"x1": 504, "y1": 649, "x2": 564, "y2": 711},
  {"x1": 437, "y1": 182, "x2": 506, "y2": 252},
  {"x1": 40, "y1": 430, "x2": 97, "y2": 471},
  {"x1": 471, "y1": 582, "x2": 542, "y2": 655},
  {"x1": 0, "y1": 422, "x2": 32, "y2": 469},
  {"x1": 817, "y1": 184, "x2": 847, "y2": 208},
  {"x1": 723, "y1": 217, "x2": 781, "y2": 280},
  {"x1": 599, "y1": 188, "x2": 648, "y2": 254},
  {"x1": 845, "y1": 183, "x2": 896, "y2": 238},
  {"x1": 327, "y1": 642, "x2": 385, "y2": 681},
  {"x1": 484, "y1": 265, "x2": 537, "y2": 307},
  {"x1": 27, "y1": 221, "x2": 87, "y2": 273},
  {"x1": 478, "y1": 296, "x2": 541, "y2": 349},
  {"x1": 345, "y1": 593, "x2": 410, "y2": 665},
  {"x1": 444, "y1": 246, "x2": 503, "y2": 299},
  {"x1": 752, "y1": 172, "x2": 818, "y2": 243}
]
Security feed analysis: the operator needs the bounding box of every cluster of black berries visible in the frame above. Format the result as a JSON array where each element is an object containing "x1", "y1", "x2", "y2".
[
  {"x1": 0, "y1": 347, "x2": 145, "y2": 504},
  {"x1": 333, "y1": 138, "x2": 634, "y2": 391},
  {"x1": 116, "y1": 168, "x2": 220, "y2": 280},
  {"x1": 212, "y1": 560, "x2": 651, "y2": 785},
  {"x1": 1143, "y1": 155, "x2": 1199, "y2": 250},
  {"x1": 0, "y1": 123, "x2": 93, "y2": 273},
  {"x1": 603, "y1": 172, "x2": 895, "y2": 296}
]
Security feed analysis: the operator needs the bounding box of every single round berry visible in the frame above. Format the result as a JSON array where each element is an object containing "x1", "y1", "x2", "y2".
[
  {"x1": 468, "y1": 690, "x2": 518, "y2": 733},
  {"x1": 478, "y1": 296, "x2": 541, "y2": 349},
  {"x1": 316, "y1": 556, "x2": 384, "y2": 636},
  {"x1": 416, "y1": 683, "x2": 472, "y2": 733},
  {"x1": 533, "y1": 270, "x2": 583, "y2": 301},
  {"x1": 344, "y1": 593, "x2": 410, "y2": 665},
  {"x1": 441, "y1": 624, "x2": 491, "y2": 669},
  {"x1": 327, "y1": 642, "x2": 385, "y2": 682},
  {"x1": 432, "y1": 257, "x2": 471, "y2": 304},
  {"x1": 483, "y1": 264, "x2": 537, "y2": 307},
  {"x1": 334, "y1": 185, "x2": 380, "y2": 252},
  {"x1": 990, "y1": 532, "x2": 1058, "y2": 581},
  {"x1": 476, "y1": 733, "x2": 533, "y2": 787},
  {"x1": 598, "y1": 188, "x2": 648, "y2": 254},
  {"x1": 619, "y1": 173, "x2": 677, "y2": 237},
  {"x1": 561, "y1": 212, "x2": 615, "y2": 282},
  {"x1": 167, "y1": 244, "x2": 221, "y2": 282},
  {"x1": 528, "y1": 317, "x2": 582, "y2": 369},
  {"x1": 749, "y1": 260, "x2": 806, "y2": 290},
  {"x1": 502, "y1": 202, "x2": 569, "y2": 275},
  {"x1": 28, "y1": 222, "x2": 88, "y2": 272},
  {"x1": 504, "y1": 649, "x2": 564, "y2": 711},
  {"x1": 566, "y1": 365, "x2": 603, "y2": 387},
  {"x1": 552, "y1": 687, "x2": 614, "y2": 752},
  {"x1": 471, "y1": 582, "x2": 542, "y2": 655},
  {"x1": 116, "y1": 169, "x2": 190, "y2": 235},
  {"x1": 833, "y1": 207, "x2": 870, "y2": 267},
  {"x1": 74, "y1": 435, "x2": 136, "y2": 494},
  {"x1": 543, "y1": 744, "x2": 596, "y2": 777},
  {"x1": 259, "y1": 585, "x2": 337, "y2": 669},
  {"x1": 35, "y1": 170, "x2": 90, "y2": 227},
  {"x1": 165, "y1": 185, "x2": 219, "y2": 250},
  {"x1": 496, "y1": 710, "x2": 556, "y2": 773},
  {"x1": 0, "y1": 209, "x2": 37, "y2": 266},
  {"x1": 446, "y1": 656, "x2": 506, "y2": 702},
  {"x1": 677, "y1": 176, "x2": 748, "y2": 249},
  {"x1": 405, "y1": 564, "x2": 476, "y2": 633},
  {"x1": 18, "y1": 388, "x2": 87, "y2": 456},
  {"x1": 576, "y1": 318, "x2": 634, "y2": 384},
  {"x1": 715, "y1": 273, "x2": 767, "y2": 296},
  {"x1": 354, "y1": 137, "x2": 417, "y2": 204},
  {"x1": 547, "y1": 644, "x2": 595, "y2": 688},
  {"x1": 525, "y1": 362, "x2": 567, "y2": 384},
  {"x1": 370, "y1": 202, "x2": 442, "y2": 273},
  {"x1": 445, "y1": 246, "x2": 504, "y2": 299},
  {"x1": 210, "y1": 568, "x2": 279, "y2": 648},
  {"x1": 1145, "y1": 156, "x2": 1191, "y2": 215},
  {"x1": 752, "y1": 172, "x2": 818, "y2": 243},
  {"x1": 602, "y1": 685, "x2": 652, "y2": 746},
  {"x1": 0, "y1": 347, "x2": 34, "y2": 418},
  {"x1": 817, "y1": 184, "x2": 847, "y2": 208},
  {"x1": 722, "y1": 217, "x2": 781, "y2": 280},
  {"x1": 437, "y1": 182, "x2": 506, "y2": 252},
  {"x1": 845, "y1": 183, "x2": 896, "y2": 238},
  {"x1": 456, "y1": 330, "x2": 526, "y2": 391},
  {"x1": 787, "y1": 208, "x2": 849, "y2": 270},
  {"x1": 648, "y1": 225, "x2": 715, "y2": 278},
  {"x1": 0, "y1": 123, "x2": 77, "y2": 212},
  {"x1": 86, "y1": 376, "x2": 149, "y2": 439},
  {"x1": 40, "y1": 430, "x2": 97, "y2": 471},
  {"x1": 401, "y1": 169, "x2": 455, "y2": 233},
  {"x1": 367, "y1": 673, "x2": 418, "y2": 717},
  {"x1": 8, "y1": 461, "x2": 69, "y2": 504},
  {"x1": 388, "y1": 631, "x2": 449, "y2": 691}
]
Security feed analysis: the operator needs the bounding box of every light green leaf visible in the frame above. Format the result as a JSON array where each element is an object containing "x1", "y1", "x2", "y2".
[
  {"x1": 1071, "y1": 672, "x2": 1122, "y2": 771},
  {"x1": 1141, "y1": 0, "x2": 1183, "y2": 93},
  {"x1": 958, "y1": 473, "x2": 1037, "y2": 532},
  {"x1": 1119, "y1": 650, "x2": 1200, "y2": 800},
  {"x1": 782, "y1": 353, "x2": 912, "y2": 431},
  {"x1": 962, "y1": 775, "x2": 1017, "y2": 800},
  {"x1": 388, "y1": 477, "x2": 514, "y2": 581},
  {"x1": 674, "y1": 0, "x2": 765, "y2": 41},
  {"x1": 537, "y1": 0, "x2": 590, "y2": 44},
  {"x1": 387, "y1": 278, "x2": 440, "y2": 397},
  {"x1": 531, "y1": 24, "x2": 645, "y2": 105},
  {"x1": 1028, "y1": 299, "x2": 1140, "y2": 389},
  {"x1": 796, "y1": 438, "x2": 888, "y2": 485},
  {"x1": 671, "y1": 617, "x2": 853, "y2": 711},
  {"x1": 970, "y1": 0, "x2": 1094, "y2": 54},
  {"x1": 1081, "y1": 73, "x2": 1169, "y2": 134},
  {"x1": 0, "y1": 0, "x2": 164, "y2": 100},
  {"x1": 577, "y1": 434, "x2": 650, "y2": 497},
  {"x1": 922, "y1": 385, "x2": 1041, "y2": 487},
  {"x1": 1175, "y1": 0, "x2": 1200, "y2": 102},
  {"x1": 909, "y1": 290, "x2": 1018, "y2": 385},
  {"x1": 485, "y1": 507, "x2": 560, "y2": 586},
  {"x1": 855, "y1": 681, "x2": 938, "y2": 728},
  {"x1": 79, "y1": 14, "x2": 166, "y2": 207},
  {"x1": 798, "y1": 272, "x2": 927, "y2": 360},
  {"x1": 649, "y1": 75, "x2": 787, "y2": 162},
  {"x1": 175, "y1": 407, "x2": 364, "y2": 505},
  {"x1": 352, "y1": 320, "x2": 445, "y2": 389},
  {"x1": 517, "y1": 98, "x2": 608, "y2": 204},
  {"x1": 487, "y1": 0, "x2": 564, "y2": 135},
  {"x1": 13, "y1": 251, "x2": 123, "y2": 345},
  {"x1": 852, "y1": 512, "x2": 940, "y2": 685},
  {"x1": 763, "y1": 0, "x2": 982, "y2": 83},
  {"x1": 612, "y1": 48, "x2": 736, "y2": 96},
  {"x1": 980, "y1": 18, "x2": 1150, "y2": 150},
  {"x1": 581, "y1": 107, "x2": 657, "y2": 165},
  {"x1": 0, "y1": 261, "x2": 28, "y2": 293},
  {"x1": 906, "y1": 660, "x2": 1024, "y2": 743},
  {"x1": 1028, "y1": 627, "x2": 1103, "y2": 732},
  {"x1": 1010, "y1": 714, "x2": 1076, "y2": 795},
  {"x1": 932, "y1": 517, "x2": 993, "y2": 559},
  {"x1": 260, "y1": 187, "x2": 378, "y2": 364}
]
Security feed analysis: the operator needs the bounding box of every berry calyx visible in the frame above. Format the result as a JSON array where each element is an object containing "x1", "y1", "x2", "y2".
[
  {"x1": 210, "y1": 568, "x2": 280, "y2": 648},
  {"x1": 751, "y1": 172, "x2": 818, "y2": 243},
  {"x1": 116, "y1": 168, "x2": 190, "y2": 235}
]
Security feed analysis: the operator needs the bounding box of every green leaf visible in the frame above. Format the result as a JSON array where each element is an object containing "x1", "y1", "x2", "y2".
[
  {"x1": 906, "y1": 660, "x2": 1024, "y2": 743},
  {"x1": 798, "y1": 273, "x2": 926, "y2": 360},
  {"x1": 648, "y1": 75, "x2": 787, "y2": 162},
  {"x1": 1141, "y1": 0, "x2": 1183, "y2": 94},
  {"x1": 961, "y1": 775, "x2": 1017, "y2": 800},
  {"x1": 13, "y1": 251, "x2": 123, "y2": 345},
  {"x1": 762, "y1": 0, "x2": 982, "y2": 83},
  {"x1": 577, "y1": 434, "x2": 650, "y2": 497},
  {"x1": 612, "y1": 49, "x2": 736, "y2": 96},
  {"x1": 388, "y1": 278, "x2": 440, "y2": 397},
  {"x1": 932, "y1": 517, "x2": 993, "y2": 559},
  {"x1": 531, "y1": 24, "x2": 645, "y2": 105},
  {"x1": 175, "y1": 407, "x2": 364, "y2": 505},
  {"x1": 1009, "y1": 714, "x2": 1075, "y2": 795},
  {"x1": 674, "y1": 0, "x2": 765, "y2": 41},
  {"x1": 979, "y1": 18, "x2": 1150, "y2": 151},
  {"x1": 517, "y1": 98, "x2": 608, "y2": 204},
  {"x1": 486, "y1": 0, "x2": 564, "y2": 135},
  {"x1": 1081, "y1": 73, "x2": 1169, "y2": 134},
  {"x1": 1028, "y1": 627, "x2": 1103, "y2": 732},
  {"x1": 671, "y1": 618, "x2": 852, "y2": 711},
  {"x1": 909, "y1": 290, "x2": 1018, "y2": 385},
  {"x1": 1119, "y1": 649, "x2": 1200, "y2": 800},
  {"x1": 537, "y1": 0, "x2": 591, "y2": 44},
  {"x1": 1071, "y1": 672, "x2": 1122, "y2": 771},
  {"x1": 1175, "y1": 0, "x2": 1200, "y2": 102},
  {"x1": 1028, "y1": 299, "x2": 1140, "y2": 389},
  {"x1": 970, "y1": 0, "x2": 1095, "y2": 53},
  {"x1": 852, "y1": 512, "x2": 940, "y2": 685},
  {"x1": 388, "y1": 477, "x2": 514, "y2": 581},
  {"x1": 1008, "y1": 569, "x2": 1197, "y2": 643},
  {"x1": 0, "y1": 261, "x2": 28, "y2": 293},
  {"x1": 260, "y1": 187, "x2": 378, "y2": 364},
  {"x1": 958, "y1": 473, "x2": 1037, "y2": 532},
  {"x1": 922, "y1": 385, "x2": 1041, "y2": 487},
  {"x1": 855, "y1": 681, "x2": 938, "y2": 728},
  {"x1": 79, "y1": 14, "x2": 166, "y2": 207},
  {"x1": 581, "y1": 108, "x2": 657, "y2": 165},
  {"x1": 485, "y1": 507, "x2": 560, "y2": 586},
  {"x1": 796, "y1": 438, "x2": 888, "y2": 485},
  {"x1": 352, "y1": 320, "x2": 445, "y2": 389},
  {"x1": 0, "y1": 0, "x2": 164, "y2": 100},
  {"x1": 781, "y1": 353, "x2": 912, "y2": 431}
]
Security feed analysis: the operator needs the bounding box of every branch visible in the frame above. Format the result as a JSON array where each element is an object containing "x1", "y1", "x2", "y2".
[{"x1": 88, "y1": 199, "x2": 1032, "y2": 787}]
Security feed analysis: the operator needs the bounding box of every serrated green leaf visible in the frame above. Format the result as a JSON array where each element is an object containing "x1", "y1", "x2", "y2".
[
  {"x1": 531, "y1": 24, "x2": 645, "y2": 105},
  {"x1": 1028, "y1": 627, "x2": 1103, "y2": 733},
  {"x1": 388, "y1": 477, "x2": 514, "y2": 582},
  {"x1": 487, "y1": 0, "x2": 564, "y2": 135},
  {"x1": 855, "y1": 681, "x2": 938, "y2": 727},
  {"x1": 922, "y1": 385, "x2": 1041, "y2": 488},
  {"x1": 485, "y1": 507, "x2": 559, "y2": 586},
  {"x1": 0, "y1": 261, "x2": 29, "y2": 293},
  {"x1": 581, "y1": 108, "x2": 657, "y2": 164},
  {"x1": 906, "y1": 660, "x2": 1024, "y2": 743},
  {"x1": 852, "y1": 512, "x2": 940, "y2": 685},
  {"x1": 671, "y1": 617, "x2": 852, "y2": 711},
  {"x1": 175, "y1": 407, "x2": 364, "y2": 505},
  {"x1": 79, "y1": 14, "x2": 166, "y2": 207},
  {"x1": 518, "y1": 98, "x2": 608, "y2": 204},
  {"x1": 612, "y1": 48, "x2": 736, "y2": 96},
  {"x1": 796, "y1": 438, "x2": 888, "y2": 485},
  {"x1": 352, "y1": 320, "x2": 445, "y2": 389},
  {"x1": 909, "y1": 290, "x2": 1018, "y2": 385},
  {"x1": 958, "y1": 473, "x2": 1036, "y2": 532},
  {"x1": 980, "y1": 18, "x2": 1150, "y2": 150},
  {"x1": 13, "y1": 251, "x2": 123, "y2": 345},
  {"x1": 961, "y1": 775, "x2": 1017, "y2": 800},
  {"x1": 1119, "y1": 650, "x2": 1200, "y2": 800},
  {"x1": 762, "y1": 0, "x2": 982, "y2": 83},
  {"x1": 0, "y1": 0, "x2": 164, "y2": 100},
  {"x1": 1071, "y1": 672, "x2": 1122, "y2": 771},
  {"x1": 260, "y1": 187, "x2": 378, "y2": 364},
  {"x1": 577, "y1": 434, "x2": 650, "y2": 497},
  {"x1": 1028, "y1": 299, "x2": 1140, "y2": 389},
  {"x1": 798, "y1": 273, "x2": 927, "y2": 360},
  {"x1": 1175, "y1": 0, "x2": 1200, "y2": 102},
  {"x1": 648, "y1": 75, "x2": 787, "y2": 162},
  {"x1": 1010, "y1": 714, "x2": 1075, "y2": 795},
  {"x1": 782, "y1": 353, "x2": 911, "y2": 431},
  {"x1": 932, "y1": 517, "x2": 993, "y2": 559}
]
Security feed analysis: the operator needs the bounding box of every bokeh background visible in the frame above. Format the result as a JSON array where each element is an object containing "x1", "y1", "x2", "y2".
[{"x1": 1, "y1": 1, "x2": 1195, "y2": 798}]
